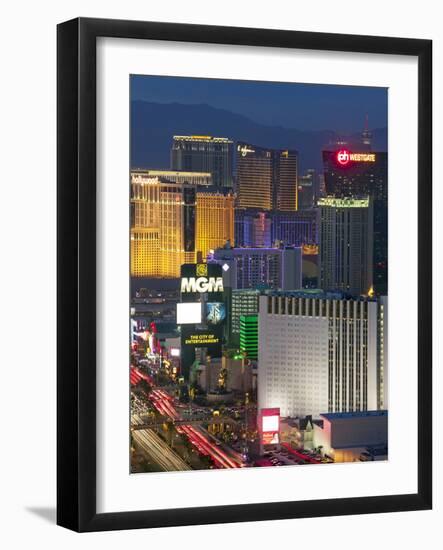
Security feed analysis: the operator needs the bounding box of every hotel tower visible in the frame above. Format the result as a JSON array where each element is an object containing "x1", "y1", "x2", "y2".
[
  {"x1": 130, "y1": 170, "x2": 211, "y2": 277},
  {"x1": 258, "y1": 291, "x2": 387, "y2": 418},
  {"x1": 236, "y1": 143, "x2": 298, "y2": 211}
]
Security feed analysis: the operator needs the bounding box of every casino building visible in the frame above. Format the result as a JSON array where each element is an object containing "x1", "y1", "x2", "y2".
[
  {"x1": 271, "y1": 209, "x2": 319, "y2": 247},
  {"x1": 258, "y1": 291, "x2": 387, "y2": 418},
  {"x1": 322, "y1": 149, "x2": 387, "y2": 295},
  {"x1": 234, "y1": 209, "x2": 319, "y2": 249},
  {"x1": 130, "y1": 170, "x2": 209, "y2": 277},
  {"x1": 131, "y1": 169, "x2": 235, "y2": 277},
  {"x1": 171, "y1": 135, "x2": 234, "y2": 190},
  {"x1": 196, "y1": 191, "x2": 235, "y2": 259},
  {"x1": 211, "y1": 244, "x2": 302, "y2": 291},
  {"x1": 236, "y1": 143, "x2": 298, "y2": 211},
  {"x1": 318, "y1": 197, "x2": 373, "y2": 297}
]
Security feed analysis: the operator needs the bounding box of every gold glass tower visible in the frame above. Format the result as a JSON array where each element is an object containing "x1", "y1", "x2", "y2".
[
  {"x1": 196, "y1": 192, "x2": 235, "y2": 259},
  {"x1": 276, "y1": 149, "x2": 298, "y2": 211},
  {"x1": 130, "y1": 170, "x2": 211, "y2": 277},
  {"x1": 236, "y1": 143, "x2": 298, "y2": 211},
  {"x1": 236, "y1": 144, "x2": 273, "y2": 210}
]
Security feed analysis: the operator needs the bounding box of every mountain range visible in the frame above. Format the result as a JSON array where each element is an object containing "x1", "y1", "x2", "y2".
[{"x1": 131, "y1": 100, "x2": 387, "y2": 173}]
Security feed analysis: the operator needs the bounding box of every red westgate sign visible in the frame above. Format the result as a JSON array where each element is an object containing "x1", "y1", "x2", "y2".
[{"x1": 336, "y1": 149, "x2": 376, "y2": 166}]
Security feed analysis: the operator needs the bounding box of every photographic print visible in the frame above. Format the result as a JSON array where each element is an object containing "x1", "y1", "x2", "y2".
[{"x1": 129, "y1": 75, "x2": 388, "y2": 473}]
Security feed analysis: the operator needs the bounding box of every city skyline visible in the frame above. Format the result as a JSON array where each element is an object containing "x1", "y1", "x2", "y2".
[{"x1": 129, "y1": 74, "x2": 388, "y2": 474}]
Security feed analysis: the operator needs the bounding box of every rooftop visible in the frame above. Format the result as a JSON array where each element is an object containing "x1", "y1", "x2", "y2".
[
  {"x1": 131, "y1": 169, "x2": 212, "y2": 178},
  {"x1": 320, "y1": 410, "x2": 388, "y2": 421},
  {"x1": 264, "y1": 289, "x2": 377, "y2": 301},
  {"x1": 173, "y1": 135, "x2": 233, "y2": 143},
  {"x1": 318, "y1": 197, "x2": 370, "y2": 208}
]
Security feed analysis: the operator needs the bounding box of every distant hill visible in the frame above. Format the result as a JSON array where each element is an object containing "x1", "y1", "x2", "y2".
[{"x1": 131, "y1": 100, "x2": 387, "y2": 173}]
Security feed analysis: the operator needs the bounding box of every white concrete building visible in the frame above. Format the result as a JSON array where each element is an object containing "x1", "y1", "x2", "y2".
[
  {"x1": 313, "y1": 410, "x2": 388, "y2": 462},
  {"x1": 258, "y1": 292, "x2": 387, "y2": 418}
]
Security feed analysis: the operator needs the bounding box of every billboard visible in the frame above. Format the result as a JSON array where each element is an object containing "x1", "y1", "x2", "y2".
[
  {"x1": 176, "y1": 302, "x2": 202, "y2": 324},
  {"x1": 183, "y1": 331, "x2": 221, "y2": 347},
  {"x1": 259, "y1": 408, "x2": 280, "y2": 446},
  {"x1": 179, "y1": 263, "x2": 225, "y2": 363},
  {"x1": 180, "y1": 263, "x2": 224, "y2": 301},
  {"x1": 205, "y1": 302, "x2": 226, "y2": 325},
  {"x1": 336, "y1": 149, "x2": 376, "y2": 166},
  {"x1": 180, "y1": 324, "x2": 223, "y2": 355}
]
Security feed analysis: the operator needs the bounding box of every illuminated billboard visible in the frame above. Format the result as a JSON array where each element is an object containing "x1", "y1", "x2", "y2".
[
  {"x1": 205, "y1": 302, "x2": 226, "y2": 325},
  {"x1": 259, "y1": 408, "x2": 280, "y2": 446},
  {"x1": 336, "y1": 149, "x2": 376, "y2": 166},
  {"x1": 262, "y1": 415, "x2": 279, "y2": 432},
  {"x1": 180, "y1": 263, "x2": 224, "y2": 299},
  {"x1": 176, "y1": 302, "x2": 202, "y2": 325},
  {"x1": 183, "y1": 331, "x2": 221, "y2": 346},
  {"x1": 181, "y1": 276, "x2": 223, "y2": 293}
]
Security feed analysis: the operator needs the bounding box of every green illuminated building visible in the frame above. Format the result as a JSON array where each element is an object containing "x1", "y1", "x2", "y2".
[{"x1": 239, "y1": 314, "x2": 258, "y2": 360}]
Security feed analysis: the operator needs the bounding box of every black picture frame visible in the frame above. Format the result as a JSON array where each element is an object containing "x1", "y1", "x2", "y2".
[{"x1": 57, "y1": 17, "x2": 432, "y2": 532}]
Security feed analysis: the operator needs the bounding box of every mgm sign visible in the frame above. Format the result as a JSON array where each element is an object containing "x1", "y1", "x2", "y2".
[
  {"x1": 179, "y1": 264, "x2": 225, "y2": 369},
  {"x1": 180, "y1": 263, "x2": 224, "y2": 298}
]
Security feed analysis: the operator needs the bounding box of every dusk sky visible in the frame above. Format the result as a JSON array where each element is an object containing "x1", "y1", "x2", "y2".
[{"x1": 131, "y1": 75, "x2": 387, "y2": 134}]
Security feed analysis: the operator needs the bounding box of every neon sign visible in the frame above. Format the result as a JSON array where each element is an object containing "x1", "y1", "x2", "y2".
[
  {"x1": 237, "y1": 145, "x2": 255, "y2": 157},
  {"x1": 180, "y1": 276, "x2": 224, "y2": 293},
  {"x1": 259, "y1": 408, "x2": 280, "y2": 446},
  {"x1": 336, "y1": 149, "x2": 376, "y2": 165}
]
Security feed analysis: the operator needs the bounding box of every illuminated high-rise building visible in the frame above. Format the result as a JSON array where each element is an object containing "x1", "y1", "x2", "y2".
[
  {"x1": 258, "y1": 291, "x2": 387, "y2": 418},
  {"x1": 271, "y1": 209, "x2": 320, "y2": 247},
  {"x1": 235, "y1": 209, "x2": 272, "y2": 248},
  {"x1": 298, "y1": 169, "x2": 319, "y2": 209},
  {"x1": 131, "y1": 170, "x2": 211, "y2": 277},
  {"x1": 361, "y1": 115, "x2": 373, "y2": 150},
  {"x1": 318, "y1": 197, "x2": 373, "y2": 297},
  {"x1": 196, "y1": 191, "x2": 235, "y2": 259},
  {"x1": 132, "y1": 169, "x2": 212, "y2": 186},
  {"x1": 322, "y1": 148, "x2": 387, "y2": 294},
  {"x1": 211, "y1": 245, "x2": 302, "y2": 291},
  {"x1": 275, "y1": 149, "x2": 298, "y2": 211},
  {"x1": 171, "y1": 135, "x2": 233, "y2": 189},
  {"x1": 236, "y1": 143, "x2": 298, "y2": 211}
]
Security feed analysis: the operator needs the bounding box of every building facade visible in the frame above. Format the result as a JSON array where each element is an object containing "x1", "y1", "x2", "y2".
[
  {"x1": 236, "y1": 143, "x2": 298, "y2": 211},
  {"x1": 195, "y1": 191, "x2": 235, "y2": 260},
  {"x1": 230, "y1": 289, "x2": 260, "y2": 342},
  {"x1": 211, "y1": 245, "x2": 302, "y2": 291},
  {"x1": 297, "y1": 169, "x2": 317, "y2": 210},
  {"x1": 313, "y1": 410, "x2": 388, "y2": 462},
  {"x1": 271, "y1": 209, "x2": 320, "y2": 247},
  {"x1": 318, "y1": 197, "x2": 373, "y2": 297},
  {"x1": 171, "y1": 135, "x2": 233, "y2": 189},
  {"x1": 234, "y1": 209, "x2": 272, "y2": 248},
  {"x1": 322, "y1": 149, "x2": 387, "y2": 294},
  {"x1": 234, "y1": 209, "x2": 319, "y2": 248},
  {"x1": 258, "y1": 292, "x2": 387, "y2": 418},
  {"x1": 239, "y1": 315, "x2": 258, "y2": 360},
  {"x1": 130, "y1": 170, "x2": 211, "y2": 277}
]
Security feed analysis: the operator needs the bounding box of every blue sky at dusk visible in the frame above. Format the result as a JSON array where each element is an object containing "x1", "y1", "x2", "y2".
[{"x1": 131, "y1": 75, "x2": 387, "y2": 134}]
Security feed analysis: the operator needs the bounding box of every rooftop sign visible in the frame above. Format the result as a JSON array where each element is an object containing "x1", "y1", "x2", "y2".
[{"x1": 336, "y1": 149, "x2": 376, "y2": 166}]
